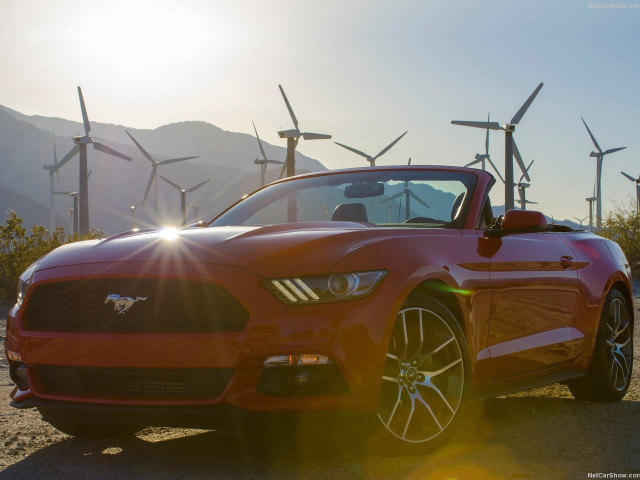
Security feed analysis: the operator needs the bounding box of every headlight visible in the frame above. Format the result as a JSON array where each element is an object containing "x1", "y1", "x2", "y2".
[
  {"x1": 265, "y1": 270, "x2": 386, "y2": 305},
  {"x1": 16, "y1": 260, "x2": 41, "y2": 307}
]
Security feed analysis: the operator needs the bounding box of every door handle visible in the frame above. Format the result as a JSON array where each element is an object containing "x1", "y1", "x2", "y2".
[{"x1": 560, "y1": 256, "x2": 575, "y2": 269}]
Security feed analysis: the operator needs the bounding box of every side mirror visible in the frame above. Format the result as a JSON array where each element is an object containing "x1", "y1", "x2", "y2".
[{"x1": 484, "y1": 210, "x2": 547, "y2": 237}]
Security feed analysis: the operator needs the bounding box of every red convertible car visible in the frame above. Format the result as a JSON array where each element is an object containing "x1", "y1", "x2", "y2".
[{"x1": 4, "y1": 166, "x2": 634, "y2": 453}]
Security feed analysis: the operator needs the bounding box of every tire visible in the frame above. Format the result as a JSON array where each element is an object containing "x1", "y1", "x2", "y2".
[
  {"x1": 38, "y1": 410, "x2": 141, "y2": 438},
  {"x1": 344, "y1": 296, "x2": 469, "y2": 455},
  {"x1": 568, "y1": 288, "x2": 634, "y2": 402}
]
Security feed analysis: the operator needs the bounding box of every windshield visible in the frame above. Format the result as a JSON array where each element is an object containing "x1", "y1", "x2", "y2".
[{"x1": 211, "y1": 169, "x2": 476, "y2": 228}]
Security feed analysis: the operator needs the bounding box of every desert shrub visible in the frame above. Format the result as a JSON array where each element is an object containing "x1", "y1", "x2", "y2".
[
  {"x1": 0, "y1": 211, "x2": 103, "y2": 303},
  {"x1": 601, "y1": 201, "x2": 640, "y2": 273}
]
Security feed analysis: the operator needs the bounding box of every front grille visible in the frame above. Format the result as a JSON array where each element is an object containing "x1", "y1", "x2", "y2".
[
  {"x1": 23, "y1": 279, "x2": 249, "y2": 333},
  {"x1": 35, "y1": 365, "x2": 234, "y2": 399}
]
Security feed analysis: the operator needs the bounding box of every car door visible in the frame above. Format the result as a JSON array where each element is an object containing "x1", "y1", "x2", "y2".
[{"x1": 481, "y1": 231, "x2": 582, "y2": 381}]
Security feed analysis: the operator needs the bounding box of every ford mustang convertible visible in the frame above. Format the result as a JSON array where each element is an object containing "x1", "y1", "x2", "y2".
[{"x1": 4, "y1": 166, "x2": 634, "y2": 453}]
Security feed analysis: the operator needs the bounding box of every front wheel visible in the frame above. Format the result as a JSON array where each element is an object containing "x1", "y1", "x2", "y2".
[
  {"x1": 568, "y1": 288, "x2": 633, "y2": 402},
  {"x1": 357, "y1": 297, "x2": 469, "y2": 455}
]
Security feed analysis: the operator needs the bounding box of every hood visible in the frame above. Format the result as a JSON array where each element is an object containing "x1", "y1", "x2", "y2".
[{"x1": 36, "y1": 222, "x2": 387, "y2": 278}]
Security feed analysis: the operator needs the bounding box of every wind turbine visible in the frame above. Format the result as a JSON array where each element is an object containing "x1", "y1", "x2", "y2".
[
  {"x1": 160, "y1": 176, "x2": 210, "y2": 226},
  {"x1": 381, "y1": 180, "x2": 430, "y2": 221},
  {"x1": 125, "y1": 130, "x2": 199, "y2": 213},
  {"x1": 586, "y1": 186, "x2": 597, "y2": 233},
  {"x1": 277, "y1": 84, "x2": 331, "y2": 177},
  {"x1": 54, "y1": 191, "x2": 79, "y2": 235},
  {"x1": 581, "y1": 117, "x2": 626, "y2": 231},
  {"x1": 334, "y1": 131, "x2": 408, "y2": 167},
  {"x1": 277, "y1": 84, "x2": 331, "y2": 222},
  {"x1": 621, "y1": 171, "x2": 640, "y2": 211},
  {"x1": 463, "y1": 113, "x2": 505, "y2": 183},
  {"x1": 452, "y1": 82, "x2": 543, "y2": 211},
  {"x1": 252, "y1": 121, "x2": 284, "y2": 187},
  {"x1": 189, "y1": 204, "x2": 199, "y2": 222},
  {"x1": 68, "y1": 87, "x2": 133, "y2": 234},
  {"x1": 574, "y1": 215, "x2": 588, "y2": 228},
  {"x1": 516, "y1": 160, "x2": 535, "y2": 210},
  {"x1": 44, "y1": 132, "x2": 79, "y2": 231}
]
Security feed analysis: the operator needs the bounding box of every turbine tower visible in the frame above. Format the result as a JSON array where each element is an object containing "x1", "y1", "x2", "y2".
[
  {"x1": 44, "y1": 133, "x2": 79, "y2": 231},
  {"x1": 581, "y1": 117, "x2": 626, "y2": 231},
  {"x1": 452, "y1": 82, "x2": 543, "y2": 211},
  {"x1": 71, "y1": 87, "x2": 132, "y2": 234},
  {"x1": 516, "y1": 160, "x2": 535, "y2": 210},
  {"x1": 621, "y1": 171, "x2": 640, "y2": 212},
  {"x1": 464, "y1": 113, "x2": 504, "y2": 183},
  {"x1": 125, "y1": 130, "x2": 199, "y2": 214},
  {"x1": 334, "y1": 131, "x2": 408, "y2": 167},
  {"x1": 252, "y1": 121, "x2": 283, "y2": 187},
  {"x1": 277, "y1": 84, "x2": 331, "y2": 222},
  {"x1": 586, "y1": 186, "x2": 597, "y2": 233},
  {"x1": 160, "y1": 176, "x2": 210, "y2": 226}
]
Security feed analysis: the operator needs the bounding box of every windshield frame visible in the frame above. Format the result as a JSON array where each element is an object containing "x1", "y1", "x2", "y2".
[{"x1": 209, "y1": 166, "x2": 479, "y2": 230}]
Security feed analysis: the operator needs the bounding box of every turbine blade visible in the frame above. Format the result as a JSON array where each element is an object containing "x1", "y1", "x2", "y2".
[
  {"x1": 334, "y1": 142, "x2": 371, "y2": 159},
  {"x1": 381, "y1": 192, "x2": 403, "y2": 203},
  {"x1": 55, "y1": 145, "x2": 80, "y2": 170},
  {"x1": 510, "y1": 82, "x2": 543, "y2": 125},
  {"x1": 408, "y1": 191, "x2": 430, "y2": 209},
  {"x1": 278, "y1": 85, "x2": 299, "y2": 130},
  {"x1": 187, "y1": 178, "x2": 211, "y2": 193},
  {"x1": 465, "y1": 158, "x2": 482, "y2": 167},
  {"x1": 603, "y1": 147, "x2": 626, "y2": 155},
  {"x1": 302, "y1": 132, "x2": 331, "y2": 140},
  {"x1": 93, "y1": 142, "x2": 132, "y2": 161},
  {"x1": 374, "y1": 131, "x2": 407, "y2": 160},
  {"x1": 486, "y1": 157, "x2": 505, "y2": 183},
  {"x1": 621, "y1": 171, "x2": 636, "y2": 182},
  {"x1": 160, "y1": 175, "x2": 182, "y2": 191},
  {"x1": 141, "y1": 169, "x2": 156, "y2": 207},
  {"x1": 512, "y1": 140, "x2": 530, "y2": 182},
  {"x1": 278, "y1": 162, "x2": 287, "y2": 179},
  {"x1": 77, "y1": 86, "x2": 91, "y2": 135},
  {"x1": 451, "y1": 120, "x2": 502, "y2": 130},
  {"x1": 520, "y1": 159, "x2": 534, "y2": 182},
  {"x1": 485, "y1": 115, "x2": 490, "y2": 155},
  {"x1": 158, "y1": 156, "x2": 199, "y2": 166},
  {"x1": 581, "y1": 117, "x2": 602, "y2": 153},
  {"x1": 267, "y1": 159, "x2": 285, "y2": 165},
  {"x1": 126, "y1": 130, "x2": 155, "y2": 164},
  {"x1": 253, "y1": 121, "x2": 269, "y2": 162}
]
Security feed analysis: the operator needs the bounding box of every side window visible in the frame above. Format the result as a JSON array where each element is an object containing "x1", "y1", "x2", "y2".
[{"x1": 476, "y1": 196, "x2": 494, "y2": 229}]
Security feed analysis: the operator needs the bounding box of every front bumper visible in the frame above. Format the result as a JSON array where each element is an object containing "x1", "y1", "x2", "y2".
[{"x1": 5, "y1": 261, "x2": 404, "y2": 417}]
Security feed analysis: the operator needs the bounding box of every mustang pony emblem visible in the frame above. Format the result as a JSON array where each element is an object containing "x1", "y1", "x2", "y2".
[{"x1": 104, "y1": 294, "x2": 147, "y2": 315}]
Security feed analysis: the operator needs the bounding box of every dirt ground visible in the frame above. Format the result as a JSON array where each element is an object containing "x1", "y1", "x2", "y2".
[{"x1": 1, "y1": 299, "x2": 639, "y2": 480}]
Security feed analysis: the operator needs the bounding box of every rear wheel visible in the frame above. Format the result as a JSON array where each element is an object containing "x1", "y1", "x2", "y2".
[
  {"x1": 568, "y1": 288, "x2": 633, "y2": 401},
  {"x1": 354, "y1": 297, "x2": 469, "y2": 455}
]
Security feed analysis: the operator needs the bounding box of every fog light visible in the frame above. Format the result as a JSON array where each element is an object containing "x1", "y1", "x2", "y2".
[
  {"x1": 6, "y1": 349, "x2": 22, "y2": 362},
  {"x1": 9, "y1": 362, "x2": 29, "y2": 391},
  {"x1": 293, "y1": 371, "x2": 310, "y2": 387},
  {"x1": 264, "y1": 354, "x2": 332, "y2": 367}
]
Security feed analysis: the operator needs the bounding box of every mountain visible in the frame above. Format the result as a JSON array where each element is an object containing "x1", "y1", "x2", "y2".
[
  {"x1": 0, "y1": 183, "x2": 66, "y2": 231},
  {"x1": 0, "y1": 105, "x2": 327, "y2": 234}
]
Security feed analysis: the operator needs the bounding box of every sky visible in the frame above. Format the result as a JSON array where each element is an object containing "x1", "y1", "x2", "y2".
[{"x1": 1, "y1": 0, "x2": 639, "y2": 223}]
